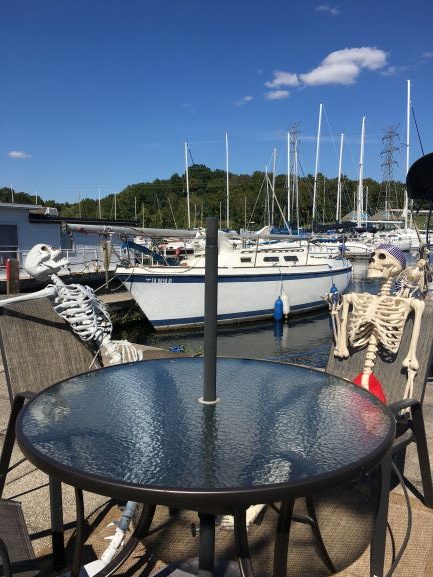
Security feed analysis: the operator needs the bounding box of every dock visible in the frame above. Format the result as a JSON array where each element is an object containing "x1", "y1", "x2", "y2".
[
  {"x1": 1, "y1": 357, "x2": 433, "y2": 576},
  {"x1": 97, "y1": 290, "x2": 135, "y2": 310},
  {"x1": 0, "y1": 295, "x2": 432, "y2": 576}
]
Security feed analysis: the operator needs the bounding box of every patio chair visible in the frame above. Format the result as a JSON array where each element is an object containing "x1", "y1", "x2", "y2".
[
  {"x1": 325, "y1": 300, "x2": 433, "y2": 576},
  {"x1": 0, "y1": 498, "x2": 38, "y2": 577},
  {"x1": 326, "y1": 300, "x2": 433, "y2": 508},
  {"x1": 0, "y1": 495, "x2": 153, "y2": 577},
  {"x1": 0, "y1": 297, "x2": 100, "y2": 569}
]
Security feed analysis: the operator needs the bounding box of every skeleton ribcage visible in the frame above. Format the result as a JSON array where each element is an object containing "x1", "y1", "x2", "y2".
[
  {"x1": 52, "y1": 282, "x2": 112, "y2": 345},
  {"x1": 348, "y1": 294, "x2": 411, "y2": 353}
]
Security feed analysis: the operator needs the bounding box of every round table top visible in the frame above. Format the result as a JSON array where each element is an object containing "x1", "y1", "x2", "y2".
[{"x1": 17, "y1": 357, "x2": 395, "y2": 512}]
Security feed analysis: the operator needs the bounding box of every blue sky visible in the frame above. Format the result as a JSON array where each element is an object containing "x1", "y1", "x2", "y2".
[{"x1": 2, "y1": 0, "x2": 433, "y2": 203}]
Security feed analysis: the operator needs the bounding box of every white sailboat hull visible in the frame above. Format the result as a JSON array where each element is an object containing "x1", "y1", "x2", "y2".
[{"x1": 117, "y1": 261, "x2": 352, "y2": 330}]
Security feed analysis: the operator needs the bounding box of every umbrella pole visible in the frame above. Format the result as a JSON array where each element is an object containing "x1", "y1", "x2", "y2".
[{"x1": 202, "y1": 216, "x2": 218, "y2": 404}]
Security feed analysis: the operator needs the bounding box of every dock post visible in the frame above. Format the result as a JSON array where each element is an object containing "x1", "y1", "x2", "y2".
[{"x1": 6, "y1": 259, "x2": 20, "y2": 295}]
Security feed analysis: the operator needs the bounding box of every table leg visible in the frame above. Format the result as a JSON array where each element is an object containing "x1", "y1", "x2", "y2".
[
  {"x1": 272, "y1": 499, "x2": 295, "y2": 577},
  {"x1": 370, "y1": 451, "x2": 392, "y2": 577},
  {"x1": 305, "y1": 496, "x2": 336, "y2": 573},
  {"x1": 234, "y1": 508, "x2": 255, "y2": 577},
  {"x1": 198, "y1": 512, "x2": 216, "y2": 577},
  {"x1": 71, "y1": 488, "x2": 85, "y2": 577},
  {"x1": 49, "y1": 478, "x2": 65, "y2": 570}
]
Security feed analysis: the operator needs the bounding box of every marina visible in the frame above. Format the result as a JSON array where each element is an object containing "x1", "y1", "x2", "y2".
[
  {"x1": 3, "y1": 2, "x2": 433, "y2": 574},
  {"x1": 1, "y1": 237, "x2": 433, "y2": 577},
  {"x1": 114, "y1": 258, "x2": 379, "y2": 362}
]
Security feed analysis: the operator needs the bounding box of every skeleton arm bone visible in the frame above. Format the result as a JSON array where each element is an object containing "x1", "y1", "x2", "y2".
[
  {"x1": 402, "y1": 299, "x2": 425, "y2": 373},
  {"x1": 334, "y1": 293, "x2": 353, "y2": 358},
  {"x1": 0, "y1": 286, "x2": 57, "y2": 306},
  {"x1": 402, "y1": 300, "x2": 425, "y2": 400}
]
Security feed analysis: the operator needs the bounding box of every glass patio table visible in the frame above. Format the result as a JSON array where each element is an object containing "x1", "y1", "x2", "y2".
[{"x1": 16, "y1": 357, "x2": 395, "y2": 577}]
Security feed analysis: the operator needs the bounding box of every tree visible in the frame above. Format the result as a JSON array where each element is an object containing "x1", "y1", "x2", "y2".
[{"x1": 0, "y1": 169, "x2": 404, "y2": 231}]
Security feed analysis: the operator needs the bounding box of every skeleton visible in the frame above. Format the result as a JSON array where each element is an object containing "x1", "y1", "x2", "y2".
[
  {"x1": 395, "y1": 248, "x2": 431, "y2": 298},
  {"x1": 1, "y1": 244, "x2": 142, "y2": 365},
  {"x1": 334, "y1": 244, "x2": 425, "y2": 401},
  {"x1": 0, "y1": 243, "x2": 144, "y2": 573}
]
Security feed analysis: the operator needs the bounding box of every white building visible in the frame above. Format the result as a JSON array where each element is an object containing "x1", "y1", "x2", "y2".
[{"x1": 0, "y1": 202, "x2": 137, "y2": 279}]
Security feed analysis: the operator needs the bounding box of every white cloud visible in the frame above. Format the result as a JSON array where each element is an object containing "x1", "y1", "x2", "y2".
[
  {"x1": 322, "y1": 47, "x2": 387, "y2": 70},
  {"x1": 235, "y1": 95, "x2": 253, "y2": 106},
  {"x1": 422, "y1": 51, "x2": 433, "y2": 59},
  {"x1": 380, "y1": 64, "x2": 407, "y2": 76},
  {"x1": 299, "y1": 47, "x2": 388, "y2": 86},
  {"x1": 8, "y1": 150, "x2": 31, "y2": 159},
  {"x1": 300, "y1": 62, "x2": 359, "y2": 85},
  {"x1": 265, "y1": 71, "x2": 299, "y2": 88},
  {"x1": 316, "y1": 4, "x2": 340, "y2": 16},
  {"x1": 263, "y1": 47, "x2": 388, "y2": 100},
  {"x1": 265, "y1": 90, "x2": 290, "y2": 100},
  {"x1": 181, "y1": 103, "x2": 196, "y2": 114}
]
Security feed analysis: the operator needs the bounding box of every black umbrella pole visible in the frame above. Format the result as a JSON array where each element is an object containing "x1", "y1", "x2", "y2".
[{"x1": 203, "y1": 216, "x2": 218, "y2": 404}]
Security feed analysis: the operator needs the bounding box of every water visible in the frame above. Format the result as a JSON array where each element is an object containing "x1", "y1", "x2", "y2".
[{"x1": 114, "y1": 258, "x2": 409, "y2": 369}]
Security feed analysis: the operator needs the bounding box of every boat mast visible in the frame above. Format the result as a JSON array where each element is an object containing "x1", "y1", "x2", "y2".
[
  {"x1": 265, "y1": 164, "x2": 271, "y2": 226},
  {"x1": 287, "y1": 132, "x2": 291, "y2": 225},
  {"x1": 405, "y1": 79, "x2": 411, "y2": 228},
  {"x1": 295, "y1": 137, "x2": 300, "y2": 234},
  {"x1": 98, "y1": 188, "x2": 102, "y2": 219},
  {"x1": 365, "y1": 186, "x2": 369, "y2": 224},
  {"x1": 225, "y1": 132, "x2": 230, "y2": 230},
  {"x1": 184, "y1": 141, "x2": 191, "y2": 229},
  {"x1": 271, "y1": 148, "x2": 277, "y2": 224},
  {"x1": 357, "y1": 116, "x2": 366, "y2": 228},
  {"x1": 336, "y1": 133, "x2": 344, "y2": 224},
  {"x1": 312, "y1": 102, "x2": 323, "y2": 230}
]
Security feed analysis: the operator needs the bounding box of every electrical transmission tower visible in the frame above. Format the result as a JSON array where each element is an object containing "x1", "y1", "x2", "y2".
[{"x1": 380, "y1": 125, "x2": 400, "y2": 219}]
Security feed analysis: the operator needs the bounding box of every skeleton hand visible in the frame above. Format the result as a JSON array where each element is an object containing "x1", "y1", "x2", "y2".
[{"x1": 334, "y1": 341, "x2": 350, "y2": 358}]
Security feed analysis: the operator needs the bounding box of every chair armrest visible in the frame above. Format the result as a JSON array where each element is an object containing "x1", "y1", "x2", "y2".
[
  {"x1": 14, "y1": 391, "x2": 36, "y2": 402},
  {"x1": 389, "y1": 398, "x2": 420, "y2": 415},
  {"x1": 392, "y1": 428, "x2": 414, "y2": 453}
]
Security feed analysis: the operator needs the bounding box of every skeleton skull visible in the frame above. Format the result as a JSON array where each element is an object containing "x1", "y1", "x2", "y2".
[
  {"x1": 367, "y1": 243, "x2": 406, "y2": 280},
  {"x1": 25, "y1": 244, "x2": 69, "y2": 281}
]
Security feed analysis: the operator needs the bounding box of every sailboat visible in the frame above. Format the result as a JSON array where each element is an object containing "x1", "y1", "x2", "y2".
[
  {"x1": 115, "y1": 229, "x2": 352, "y2": 330},
  {"x1": 314, "y1": 116, "x2": 372, "y2": 258}
]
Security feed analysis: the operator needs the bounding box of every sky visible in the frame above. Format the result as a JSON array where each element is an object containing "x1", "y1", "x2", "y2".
[{"x1": 2, "y1": 0, "x2": 433, "y2": 204}]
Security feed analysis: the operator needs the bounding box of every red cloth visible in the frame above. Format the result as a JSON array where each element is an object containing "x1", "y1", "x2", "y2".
[{"x1": 353, "y1": 372, "x2": 387, "y2": 404}]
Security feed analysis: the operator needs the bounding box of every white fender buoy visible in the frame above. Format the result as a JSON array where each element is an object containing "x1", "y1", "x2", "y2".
[{"x1": 281, "y1": 292, "x2": 290, "y2": 319}]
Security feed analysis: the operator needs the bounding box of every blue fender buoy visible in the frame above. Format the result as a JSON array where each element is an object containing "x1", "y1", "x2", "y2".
[
  {"x1": 273, "y1": 296, "x2": 283, "y2": 321},
  {"x1": 273, "y1": 321, "x2": 283, "y2": 339},
  {"x1": 329, "y1": 283, "x2": 340, "y2": 306}
]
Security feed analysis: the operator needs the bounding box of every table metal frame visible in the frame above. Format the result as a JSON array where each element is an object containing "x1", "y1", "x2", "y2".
[{"x1": 15, "y1": 358, "x2": 396, "y2": 577}]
